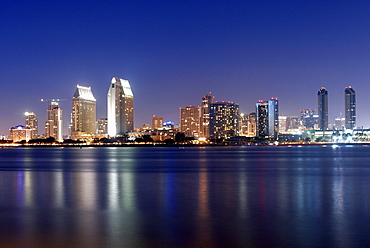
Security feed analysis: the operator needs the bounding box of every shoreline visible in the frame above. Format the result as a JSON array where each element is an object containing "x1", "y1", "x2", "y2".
[{"x1": 2, "y1": 142, "x2": 370, "y2": 148}]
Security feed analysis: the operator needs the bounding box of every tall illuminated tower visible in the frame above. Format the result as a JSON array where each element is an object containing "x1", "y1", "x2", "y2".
[
  {"x1": 256, "y1": 100, "x2": 268, "y2": 137},
  {"x1": 107, "y1": 77, "x2": 134, "y2": 136},
  {"x1": 345, "y1": 86, "x2": 356, "y2": 129},
  {"x1": 71, "y1": 85, "x2": 96, "y2": 139},
  {"x1": 200, "y1": 92, "x2": 214, "y2": 138},
  {"x1": 318, "y1": 87, "x2": 328, "y2": 130},
  {"x1": 268, "y1": 98, "x2": 279, "y2": 139},
  {"x1": 25, "y1": 112, "x2": 38, "y2": 139},
  {"x1": 45, "y1": 101, "x2": 63, "y2": 141}
]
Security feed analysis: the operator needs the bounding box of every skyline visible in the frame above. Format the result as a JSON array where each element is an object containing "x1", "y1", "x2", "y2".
[{"x1": 2, "y1": 1, "x2": 370, "y2": 135}]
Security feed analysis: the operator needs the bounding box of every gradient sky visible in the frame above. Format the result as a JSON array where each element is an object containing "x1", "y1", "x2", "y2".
[{"x1": 1, "y1": 1, "x2": 370, "y2": 135}]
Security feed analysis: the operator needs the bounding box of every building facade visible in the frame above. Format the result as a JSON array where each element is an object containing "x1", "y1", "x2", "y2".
[
  {"x1": 152, "y1": 116, "x2": 164, "y2": 130},
  {"x1": 71, "y1": 85, "x2": 96, "y2": 140},
  {"x1": 45, "y1": 101, "x2": 63, "y2": 142},
  {"x1": 318, "y1": 87, "x2": 328, "y2": 130},
  {"x1": 107, "y1": 77, "x2": 134, "y2": 136},
  {"x1": 268, "y1": 98, "x2": 279, "y2": 138},
  {"x1": 209, "y1": 102, "x2": 239, "y2": 140},
  {"x1": 10, "y1": 125, "x2": 32, "y2": 142},
  {"x1": 180, "y1": 106, "x2": 201, "y2": 137},
  {"x1": 97, "y1": 118, "x2": 108, "y2": 136},
  {"x1": 256, "y1": 100, "x2": 269, "y2": 137},
  {"x1": 345, "y1": 86, "x2": 356, "y2": 129},
  {"x1": 200, "y1": 92, "x2": 214, "y2": 139},
  {"x1": 25, "y1": 112, "x2": 38, "y2": 139},
  {"x1": 247, "y1": 112, "x2": 257, "y2": 137},
  {"x1": 256, "y1": 98, "x2": 279, "y2": 138}
]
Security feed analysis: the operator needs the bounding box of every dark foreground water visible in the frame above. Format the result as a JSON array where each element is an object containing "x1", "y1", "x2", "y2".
[{"x1": 1, "y1": 146, "x2": 370, "y2": 247}]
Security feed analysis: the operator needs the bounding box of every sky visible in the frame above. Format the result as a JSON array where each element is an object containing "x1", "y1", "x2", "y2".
[{"x1": 1, "y1": 0, "x2": 370, "y2": 135}]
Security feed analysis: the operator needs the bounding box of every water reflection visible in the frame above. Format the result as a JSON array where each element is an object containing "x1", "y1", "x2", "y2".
[{"x1": 0, "y1": 146, "x2": 370, "y2": 246}]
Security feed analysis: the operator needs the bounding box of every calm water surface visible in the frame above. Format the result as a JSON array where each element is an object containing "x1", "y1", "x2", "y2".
[{"x1": 1, "y1": 146, "x2": 370, "y2": 247}]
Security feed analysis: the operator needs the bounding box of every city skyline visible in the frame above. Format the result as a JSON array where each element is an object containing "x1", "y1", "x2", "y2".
[
  {"x1": 0, "y1": 81, "x2": 366, "y2": 137},
  {"x1": 2, "y1": 1, "x2": 370, "y2": 135}
]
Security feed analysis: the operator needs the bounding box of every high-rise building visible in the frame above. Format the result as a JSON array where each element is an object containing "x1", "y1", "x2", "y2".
[
  {"x1": 200, "y1": 92, "x2": 214, "y2": 139},
  {"x1": 107, "y1": 77, "x2": 134, "y2": 136},
  {"x1": 345, "y1": 86, "x2": 356, "y2": 129},
  {"x1": 247, "y1": 112, "x2": 257, "y2": 137},
  {"x1": 180, "y1": 106, "x2": 201, "y2": 137},
  {"x1": 268, "y1": 98, "x2": 279, "y2": 139},
  {"x1": 318, "y1": 87, "x2": 328, "y2": 130},
  {"x1": 25, "y1": 112, "x2": 38, "y2": 139},
  {"x1": 45, "y1": 101, "x2": 63, "y2": 141},
  {"x1": 209, "y1": 102, "x2": 239, "y2": 140},
  {"x1": 240, "y1": 113, "x2": 248, "y2": 135},
  {"x1": 256, "y1": 100, "x2": 269, "y2": 137},
  {"x1": 256, "y1": 98, "x2": 279, "y2": 138},
  {"x1": 152, "y1": 115, "x2": 164, "y2": 130},
  {"x1": 71, "y1": 85, "x2": 96, "y2": 139}
]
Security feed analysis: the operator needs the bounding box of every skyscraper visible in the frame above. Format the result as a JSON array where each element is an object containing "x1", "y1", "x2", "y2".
[
  {"x1": 318, "y1": 87, "x2": 328, "y2": 130},
  {"x1": 256, "y1": 100, "x2": 268, "y2": 137},
  {"x1": 256, "y1": 98, "x2": 279, "y2": 138},
  {"x1": 180, "y1": 106, "x2": 201, "y2": 137},
  {"x1": 200, "y1": 92, "x2": 214, "y2": 139},
  {"x1": 25, "y1": 112, "x2": 38, "y2": 139},
  {"x1": 107, "y1": 77, "x2": 134, "y2": 136},
  {"x1": 345, "y1": 86, "x2": 356, "y2": 129},
  {"x1": 268, "y1": 98, "x2": 279, "y2": 139},
  {"x1": 71, "y1": 85, "x2": 96, "y2": 139},
  {"x1": 209, "y1": 102, "x2": 239, "y2": 140},
  {"x1": 45, "y1": 101, "x2": 63, "y2": 141}
]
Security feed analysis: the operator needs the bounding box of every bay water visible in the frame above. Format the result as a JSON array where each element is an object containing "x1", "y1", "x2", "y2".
[{"x1": 1, "y1": 146, "x2": 370, "y2": 247}]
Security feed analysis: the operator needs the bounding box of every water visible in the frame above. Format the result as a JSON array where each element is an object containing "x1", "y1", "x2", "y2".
[{"x1": 1, "y1": 146, "x2": 370, "y2": 247}]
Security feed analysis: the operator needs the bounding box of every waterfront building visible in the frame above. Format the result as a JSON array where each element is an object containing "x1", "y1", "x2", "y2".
[
  {"x1": 240, "y1": 113, "x2": 248, "y2": 135},
  {"x1": 268, "y1": 98, "x2": 279, "y2": 138},
  {"x1": 25, "y1": 112, "x2": 38, "y2": 139},
  {"x1": 107, "y1": 77, "x2": 134, "y2": 136},
  {"x1": 300, "y1": 109, "x2": 316, "y2": 129},
  {"x1": 10, "y1": 125, "x2": 32, "y2": 142},
  {"x1": 97, "y1": 118, "x2": 108, "y2": 135},
  {"x1": 318, "y1": 87, "x2": 328, "y2": 130},
  {"x1": 256, "y1": 100, "x2": 268, "y2": 137},
  {"x1": 300, "y1": 109, "x2": 316, "y2": 120},
  {"x1": 302, "y1": 114, "x2": 319, "y2": 130},
  {"x1": 45, "y1": 101, "x2": 63, "y2": 142},
  {"x1": 209, "y1": 102, "x2": 239, "y2": 140},
  {"x1": 345, "y1": 86, "x2": 356, "y2": 129},
  {"x1": 152, "y1": 116, "x2": 164, "y2": 130},
  {"x1": 180, "y1": 106, "x2": 201, "y2": 137},
  {"x1": 256, "y1": 98, "x2": 279, "y2": 138},
  {"x1": 71, "y1": 85, "x2": 96, "y2": 140},
  {"x1": 240, "y1": 112, "x2": 257, "y2": 137},
  {"x1": 247, "y1": 112, "x2": 257, "y2": 137},
  {"x1": 286, "y1": 116, "x2": 300, "y2": 130},
  {"x1": 200, "y1": 92, "x2": 215, "y2": 139},
  {"x1": 279, "y1": 116, "x2": 287, "y2": 132},
  {"x1": 334, "y1": 117, "x2": 345, "y2": 130}
]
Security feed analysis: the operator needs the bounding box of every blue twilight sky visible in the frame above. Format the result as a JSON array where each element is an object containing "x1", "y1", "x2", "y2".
[{"x1": 1, "y1": 0, "x2": 370, "y2": 135}]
